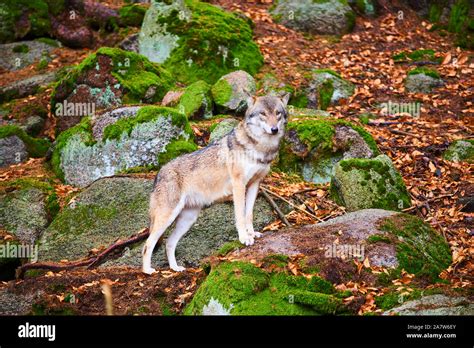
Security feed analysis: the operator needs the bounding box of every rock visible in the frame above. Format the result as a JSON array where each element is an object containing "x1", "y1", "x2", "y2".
[
  {"x1": 0, "y1": 72, "x2": 56, "y2": 103},
  {"x1": 299, "y1": 69, "x2": 355, "y2": 110},
  {"x1": 288, "y1": 107, "x2": 331, "y2": 118},
  {"x1": 270, "y1": 0, "x2": 356, "y2": 35},
  {"x1": 177, "y1": 81, "x2": 213, "y2": 119},
  {"x1": 0, "y1": 288, "x2": 42, "y2": 315},
  {"x1": 0, "y1": 40, "x2": 60, "y2": 72},
  {"x1": 443, "y1": 139, "x2": 474, "y2": 163},
  {"x1": 138, "y1": 0, "x2": 263, "y2": 84},
  {"x1": 51, "y1": 47, "x2": 173, "y2": 133},
  {"x1": 385, "y1": 295, "x2": 474, "y2": 315},
  {"x1": 118, "y1": 33, "x2": 139, "y2": 53},
  {"x1": 161, "y1": 90, "x2": 185, "y2": 107},
  {"x1": 23, "y1": 116, "x2": 45, "y2": 137},
  {"x1": 405, "y1": 68, "x2": 443, "y2": 93},
  {"x1": 0, "y1": 126, "x2": 50, "y2": 168},
  {"x1": 51, "y1": 106, "x2": 196, "y2": 187},
  {"x1": 258, "y1": 73, "x2": 293, "y2": 98},
  {"x1": 0, "y1": 0, "x2": 118, "y2": 48},
  {"x1": 211, "y1": 71, "x2": 256, "y2": 114},
  {"x1": 0, "y1": 181, "x2": 53, "y2": 244},
  {"x1": 331, "y1": 155, "x2": 411, "y2": 211},
  {"x1": 277, "y1": 117, "x2": 378, "y2": 184},
  {"x1": 37, "y1": 177, "x2": 275, "y2": 269},
  {"x1": 0, "y1": 136, "x2": 28, "y2": 167},
  {"x1": 185, "y1": 209, "x2": 452, "y2": 314},
  {"x1": 118, "y1": 4, "x2": 146, "y2": 27},
  {"x1": 209, "y1": 118, "x2": 240, "y2": 143}
]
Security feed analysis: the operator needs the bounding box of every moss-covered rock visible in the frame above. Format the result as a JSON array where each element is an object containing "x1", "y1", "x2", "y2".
[
  {"x1": 384, "y1": 294, "x2": 474, "y2": 315},
  {"x1": 119, "y1": 4, "x2": 147, "y2": 27},
  {"x1": 270, "y1": 0, "x2": 356, "y2": 35},
  {"x1": 0, "y1": 71, "x2": 56, "y2": 103},
  {"x1": 350, "y1": 0, "x2": 377, "y2": 17},
  {"x1": 51, "y1": 106, "x2": 195, "y2": 187},
  {"x1": 277, "y1": 116, "x2": 378, "y2": 184},
  {"x1": 208, "y1": 118, "x2": 240, "y2": 143},
  {"x1": 185, "y1": 261, "x2": 348, "y2": 315},
  {"x1": 211, "y1": 70, "x2": 256, "y2": 114},
  {"x1": 0, "y1": 125, "x2": 50, "y2": 167},
  {"x1": 177, "y1": 80, "x2": 213, "y2": 119},
  {"x1": 257, "y1": 73, "x2": 294, "y2": 98},
  {"x1": 330, "y1": 155, "x2": 411, "y2": 211},
  {"x1": 0, "y1": 178, "x2": 58, "y2": 244},
  {"x1": 405, "y1": 67, "x2": 443, "y2": 93},
  {"x1": 138, "y1": 0, "x2": 263, "y2": 85},
  {"x1": 38, "y1": 177, "x2": 275, "y2": 267},
  {"x1": 51, "y1": 47, "x2": 174, "y2": 133},
  {"x1": 392, "y1": 49, "x2": 441, "y2": 63},
  {"x1": 303, "y1": 69, "x2": 355, "y2": 110},
  {"x1": 223, "y1": 209, "x2": 452, "y2": 287},
  {"x1": 443, "y1": 139, "x2": 474, "y2": 163}
]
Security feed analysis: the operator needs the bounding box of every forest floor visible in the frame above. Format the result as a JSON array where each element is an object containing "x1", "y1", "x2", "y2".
[{"x1": 0, "y1": 0, "x2": 472, "y2": 314}]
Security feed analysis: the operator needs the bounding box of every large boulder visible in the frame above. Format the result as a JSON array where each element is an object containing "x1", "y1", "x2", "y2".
[
  {"x1": 0, "y1": 126, "x2": 50, "y2": 168},
  {"x1": 51, "y1": 106, "x2": 196, "y2": 187},
  {"x1": 331, "y1": 155, "x2": 411, "y2": 211},
  {"x1": 51, "y1": 47, "x2": 174, "y2": 133},
  {"x1": 443, "y1": 139, "x2": 474, "y2": 163},
  {"x1": 293, "y1": 69, "x2": 355, "y2": 110},
  {"x1": 138, "y1": 0, "x2": 263, "y2": 84},
  {"x1": 404, "y1": 68, "x2": 443, "y2": 93},
  {"x1": 211, "y1": 71, "x2": 256, "y2": 114},
  {"x1": 185, "y1": 209, "x2": 452, "y2": 315},
  {"x1": 37, "y1": 177, "x2": 275, "y2": 268},
  {"x1": 270, "y1": 0, "x2": 356, "y2": 35},
  {"x1": 277, "y1": 116, "x2": 378, "y2": 184}
]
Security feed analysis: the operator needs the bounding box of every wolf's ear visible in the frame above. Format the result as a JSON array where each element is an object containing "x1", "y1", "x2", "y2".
[
  {"x1": 246, "y1": 95, "x2": 257, "y2": 110},
  {"x1": 281, "y1": 93, "x2": 291, "y2": 107}
]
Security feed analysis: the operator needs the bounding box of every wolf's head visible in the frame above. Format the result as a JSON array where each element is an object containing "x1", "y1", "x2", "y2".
[{"x1": 244, "y1": 94, "x2": 290, "y2": 138}]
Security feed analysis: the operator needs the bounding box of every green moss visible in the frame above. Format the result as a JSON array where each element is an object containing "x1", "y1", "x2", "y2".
[
  {"x1": 262, "y1": 254, "x2": 289, "y2": 268},
  {"x1": 119, "y1": 4, "x2": 146, "y2": 27},
  {"x1": 379, "y1": 214, "x2": 452, "y2": 282},
  {"x1": 217, "y1": 240, "x2": 244, "y2": 256},
  {"x1": 448, "y1": 0, "x2": 470, "y2": 33},
  {"x1": 157, "y1": 139, "x2": 198, "y2": 167},
  {"x1": 36, "y1": 37, "x2": 60, "y2": 47},
  {"x1": 407, "y1": 67, "x2": 440, "y2": 79},
  {"x1": 443, "y1": 139, "x2": 474, "y2": 163},
  {"x1": 392, "y1": 49, "x2": 441, "y2": 63},
  {"x1": 0, "y1": 125, "x2": 50, "y2": 158},
  {"x1": 313, "y1": 69, "x2": 342, "y2": 79},
  {"x1": 36, "y1": 56, "x2": 49, "y2": 70},
  {"x1": 51, "y1": 47, "x2": 174, "y2": 109},
  {"x1": 178, "y1": 80, "x2": 213, "y2": 119},
  {"x1": 185, "y1": 261, "x2": 349, "y2": 315},
  {"x1": 289, "y1": 92, "x2": 309, "y2": 108},
  {"x1": 51, "y1": 117, "x2": 94, "y2": 181},
  {"x1": 211, "y1": 78, "x2": 233, "y2": 106},
  {"x1": 12, "y1": 44, "x2": 29, "y2": 53},
  {"x1": 375, "y1": 286, "x2": 446, "y2": 310},
  {"x1": 157, "y1": 0, "x2": 263, "y2": 84},
  {"x1": 318, "y1": 80, "x2": 334, "y2": 110},
  {"x1": 367, "y1": 234, "x2": 392, "y2": 244},
  {"x1": 102, "y1": 106, "x2": 191, "y2": 141}
]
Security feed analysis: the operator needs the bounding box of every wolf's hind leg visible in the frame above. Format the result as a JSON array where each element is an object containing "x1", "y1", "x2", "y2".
[
  {"x1": 166, "y1": 207, "x2": 201, "y2": 272},
  {"x1": 142, "y1": 200, "x2": 184, "y2": 275}
]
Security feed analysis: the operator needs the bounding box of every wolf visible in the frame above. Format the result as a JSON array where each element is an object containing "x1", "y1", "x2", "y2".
[{"x1": 142, "y1": 94, "x2": 290, "y2": 274}]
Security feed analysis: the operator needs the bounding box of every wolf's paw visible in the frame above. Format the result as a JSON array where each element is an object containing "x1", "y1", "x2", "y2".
[
  {"x1": 171, "y1": 265, "x2": 186, "y2": 272},
  {"x1": 142, "y1": 267, "x2": 157, "y2": 275},
  {"x1": 239, "y1": 234, "x2": 255, "y2": 246}
]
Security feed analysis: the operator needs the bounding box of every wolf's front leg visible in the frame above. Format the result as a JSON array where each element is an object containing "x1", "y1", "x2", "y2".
[
  {"x1": 232, "y1": 175, "x2": 254, "y2": 246},
  {"x1": 245, "y1": 180, "x2": 262, "y2": 239}
]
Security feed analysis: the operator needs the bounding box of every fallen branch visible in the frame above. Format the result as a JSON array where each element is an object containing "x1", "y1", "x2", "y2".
[
  {"x1": 16, "y1": 228, "x2": 150, "y2": 279},
  {"x1": 261, "y1": 189, "x2": 291, "y2": 227},
  {"x1": 261, "y1": 186, "x2": 324, "y2": 222}
]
